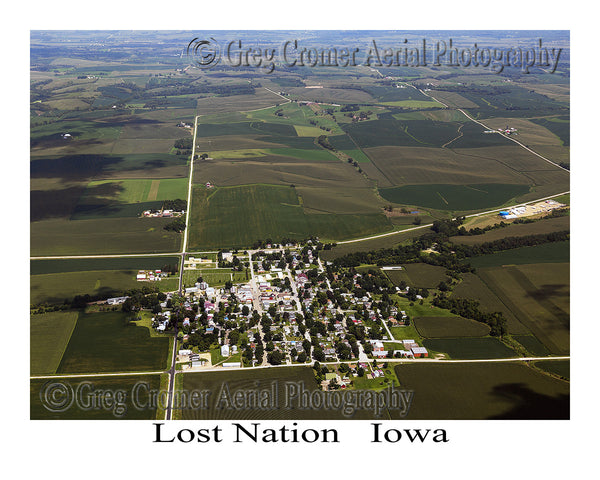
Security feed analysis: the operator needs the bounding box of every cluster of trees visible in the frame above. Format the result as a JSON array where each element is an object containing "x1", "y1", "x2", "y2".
[
  {"x1": 163, "y1": 217, "x2": 186, "y2": 233},
  {"x1": 174, "y1": 137, "x2": 193, "y2": 150},
  {"x1": 162, "y1": 199, "x2": 187, "y2": 211},
  {"x1": 317, "y1": 135, "x2": 335, "y2": 151}
]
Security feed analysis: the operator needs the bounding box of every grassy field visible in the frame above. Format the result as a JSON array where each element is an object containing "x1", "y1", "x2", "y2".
[
  {"x1": 30, "y1": 311, "x2": 79, "y2": 375},
  {"x1": 394, "y1": 362, "x2": 569, "y2": 419},
  {"x1": 30, "y1": 374, "x2": 162, "y2": 420},
  {"x1": 414, "y1": 316, "x2": 490, "y2": 338},
  {"x1": 182, "y1": 269, "x2": 248, "y2": 288},
  {"x1": 188, "y1": 184, "x2": 391, "y2": 249},
  {"x1": 384, "y1": 264, "x2": 449, "y2": 289},
  {"x1": 477, "y1": 263, "x2": 569, "y2": 355},
  {"x1": 422, "y1": 337, "x2": 517, "y2": 359},
  {"x1": 57, "y1": 310, "x2": 171, "y2": 374},
  {"x1": 468, "y1": 241, "x2": 570, "y2": 268}
]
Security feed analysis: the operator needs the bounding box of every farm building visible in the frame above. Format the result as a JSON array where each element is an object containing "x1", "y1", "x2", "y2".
[
  {"x1": 411, "y1": 346, "x2": 429, "y2": 358},
  {"x1": 221, "y1": 345, "x2": 230, "y2": 357}
]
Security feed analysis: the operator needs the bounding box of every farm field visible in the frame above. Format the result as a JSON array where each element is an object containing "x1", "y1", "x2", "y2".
[
  {"x1": 363, "y1": 145, "x2": 532, "y2": 188},
  {"x1": 513, "y1": 335, "x2": 552, "y2": 356},
  {"x1": 30, "y1": 269, "x2": 178, "y2": 305},
  {"x1": 535, "y1": 360, "x2": 570, "y2": 380},
  {"x1": 452, "y1": 273, "x2": 529, "y2": 334},
  {"x1": 414, "y1": 316, "x2": 490, "y2": 338},
  {"x1": 30, "y1": 374, "x2": 162, "y2": 420},
  {"x1": 30, "y1": 311, "x2": 79, "y2": 375},
  {"x1": 30, "y1": 217, "x2": 182, "y2": 256},
  {"x1": 181, "y1": 366, "x2": 392, "y2": 420},
  {"x1": 422, "y1": 337, "x2": 517, "y2": 359},
  {"x1": 468, "y1": 240, "x2": 570, "y2": 268},
  {"x1": 187, "y1": 184, "x2": 391, "y2": 249},
  {"x1": 453, "y1": 214, "x2": 569, "y2": 244},
  {"x1": 394, "y1": 362, "x2": 569, "y2": 419},
  {"x1": 30, "y1": 256, "x2": 180, "y2": 275},
  {"x1": 56, "y1": 310, "x2": 171, "y2": 374},
  {"x1": 477, "y1": 263, "x2": 569, "y2": 355},
  {"x1": 379, "y1": 183, "x2": 531, "y2": 211}
]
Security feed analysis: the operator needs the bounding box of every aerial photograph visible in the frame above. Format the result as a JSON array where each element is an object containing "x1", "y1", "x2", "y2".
[{"x1": 30, "y1": 29, "x2": 570, "y2": 421}]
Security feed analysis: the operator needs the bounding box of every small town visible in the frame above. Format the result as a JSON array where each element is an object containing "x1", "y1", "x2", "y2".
[{"x1": 107, "y1": 241, "x2": 432, "y2": 390}]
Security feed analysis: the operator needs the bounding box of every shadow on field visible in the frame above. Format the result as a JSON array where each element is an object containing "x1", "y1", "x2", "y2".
[
  {"x1": 30, "y1": 155, "x2": 123, "y2": 181},
  {"x1": 488, "y1": 383, "x2": 570, "y2": 419},
  {"x1": 30, "y1": 182, "x2": 125, "y2": 221}
]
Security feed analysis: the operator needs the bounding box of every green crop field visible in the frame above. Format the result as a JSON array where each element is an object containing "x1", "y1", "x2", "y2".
[
  {"x1": 394, "y1": 362, "x2": 569, "y2": 419},
  {"x1": 468, "y1": 240, "x2": 570, "y2": 268},
  {"x1": 452, "y1": 273, "x2": 529, "y2": 334},
  {"x1": 30, "y1": 374, "x2": 162, "y2": 420},
  {"x1": 422, "y1": 337, "x2": 517, "y2": 359},
  {"x1": 399, "y1": 263, "x2": 449, "y2": 288},
  {"x1": 30, "y1": 256, "x2": 180, "y2": 275},
  {"x1": 30, "y1": 217, "x2": 182, "y2": 256},
  {"x1": 30, "y1": 269, "x2": 178, "y2": 304},
  {"x1": 56, "y1": 310, "x2": 171, "y2": 374},
  {"x1": 30, "y1": 311, "x2": 79, "y2": 375},
  {"x1": 513, "y1": 335, "x2": 552, "y2": 356},
  {"x1": 530, "y1": 116, "x2": 570, "y2": 146},
  {"x1": 535, "y1": 360, "x2": 570, "y2": 380},
  {"x1": 379, "y1": 183, "x2": 531, "y2": 211},
  {"x1": 187, "y1": 184, "x2": 391, "y2": 249},
  {"x1": 414, "y1": 316, "x2": 490, "y2": 338},
  {"x1": 477, "y1": 263, "x2": 569, "y2": 355}
]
